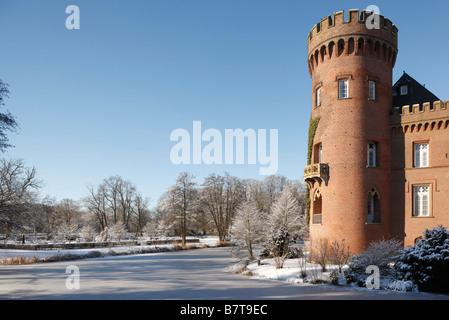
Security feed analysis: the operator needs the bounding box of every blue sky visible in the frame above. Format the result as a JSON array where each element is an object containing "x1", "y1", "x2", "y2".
[{"x1": 0, "y1": 0, "x2": 448, "y2": 207}]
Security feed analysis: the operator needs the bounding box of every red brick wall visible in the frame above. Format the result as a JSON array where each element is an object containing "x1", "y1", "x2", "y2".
[{"x1": 390, "y1": 102, "x2": 449, "y2": 247}]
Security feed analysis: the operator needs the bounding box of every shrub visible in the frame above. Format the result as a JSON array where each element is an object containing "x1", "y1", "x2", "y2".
[
  {"x1": 395, "y1": 225, "x2": 449, "y2": 293},
  {"x1": 1, "y1": 255, "x2": 40, "y2": 265},
  {"x1": 345, "y1": 239, "x2": 402, "y2": 287}
]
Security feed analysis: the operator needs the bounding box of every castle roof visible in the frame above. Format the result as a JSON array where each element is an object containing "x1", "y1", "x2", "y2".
[{"x1": 393, "y1": 72, "x2": 440, "y2": 108}]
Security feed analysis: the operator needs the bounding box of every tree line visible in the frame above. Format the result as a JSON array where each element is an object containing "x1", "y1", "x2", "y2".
[
  {"x1": 0, "y1": 157, "x2": 307, "y2": 244},
  {"x1": 0, "y1": 78, "x2": 308, "y2": 250}
]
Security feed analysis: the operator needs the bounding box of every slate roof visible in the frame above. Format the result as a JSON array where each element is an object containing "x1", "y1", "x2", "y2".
[{"x1": 392, "y1": 72, "x2": 440, "y2": 108}]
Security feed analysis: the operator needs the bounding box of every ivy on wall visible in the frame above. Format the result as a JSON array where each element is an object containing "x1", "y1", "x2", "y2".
[{"x1": 306, "y1": 116, "x2": 320, "y2": 226}]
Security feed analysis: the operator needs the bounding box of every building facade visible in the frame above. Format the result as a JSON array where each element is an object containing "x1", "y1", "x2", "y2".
[{"x1": 303, "y1": 9, "x2": 449, "y2": 254}]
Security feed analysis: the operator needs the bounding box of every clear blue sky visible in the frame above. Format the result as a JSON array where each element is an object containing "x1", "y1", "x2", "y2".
[{"x1": 1, "y1": 0, "x2": 448, "y2": 207}]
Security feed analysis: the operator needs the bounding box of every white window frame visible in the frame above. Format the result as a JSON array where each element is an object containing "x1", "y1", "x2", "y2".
[
  {"x1": 413, "y1": 186, "x2": 430, "y2": 217},
  {"x1": 367, "y1": 142, "x2": 377, "y2": 167},
  {"x1": 369, "y1": 81, "x2": 376, "y2": 100},
  {"x1": 316, "y1": 87, "x2": 322, "y2": 107},
  {"x1": 339, "y1": 79, "x2": 349, "y2": 99},
  {"x1": 400, "y1": 85, "x2": 408, "y2": 96},
  {"x1": 414, "y1": 143, "x2": 429, "y2": 168}
]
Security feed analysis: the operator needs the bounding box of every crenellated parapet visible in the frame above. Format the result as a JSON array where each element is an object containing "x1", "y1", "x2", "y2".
[
  {"x1": 307, "y1": 9, "x2": 398, "y2": 75},
  {"x1": 390, "y1": 100, "x2": 449, "y2": 133}
]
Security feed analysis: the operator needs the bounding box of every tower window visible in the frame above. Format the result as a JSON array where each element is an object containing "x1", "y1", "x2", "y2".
[
  {"x1": 367, "y1": 142, "x2": 377, "y2": 167},
  {"x1": 316, "y1": 87, "x2": 322, "y2": 107},
  {"x1": 369, "y1": 81, "x2": 376, "y2": 100},
  {"x1": 367, "y1": 188, "x2": 381, "y2": 223},
  {"x1": 312, "y1": 189, "x2": 323, "y2": 225},
  {"x1": 414, "y1": 142, "x2": 429, "y2": 168},
  {"x1": 314, "y1": 143, "x2": 322, "y2": 164},
  {"x1": 339, "y1": 79, "x2": 349, "y2": 99},
  {"x1": 413, "y1": 186, "x2": 430, "y2": 217}
]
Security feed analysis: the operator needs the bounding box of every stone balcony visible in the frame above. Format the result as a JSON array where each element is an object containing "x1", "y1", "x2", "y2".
[{"x1": 303, "y1": 163, "x2": 329, "y2": 188}]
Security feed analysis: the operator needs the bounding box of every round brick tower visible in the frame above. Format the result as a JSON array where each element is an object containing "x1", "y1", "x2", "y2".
[{"x1": 303, "y1": 9, "x2": 398, "y2": 254}]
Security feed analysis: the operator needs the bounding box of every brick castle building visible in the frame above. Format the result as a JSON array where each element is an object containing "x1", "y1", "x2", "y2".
[{"x1": 303, "y1": 9, "x2": 449, "y2": 254}]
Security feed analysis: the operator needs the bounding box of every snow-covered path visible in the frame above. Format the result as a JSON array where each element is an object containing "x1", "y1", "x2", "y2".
[{"x1": 0, "y1": 247, "x2": 447, "y2": 300}]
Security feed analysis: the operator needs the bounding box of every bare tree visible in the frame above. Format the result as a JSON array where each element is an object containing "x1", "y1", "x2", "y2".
[
  {"x1": 133, "y1": 193, "x2": 151, "y2": 236},
  {"x1": 85, "y1": 184, "x2": 108, "y2": 231},
  {"x1": 201, "y1": 172, "x2": 244, "y2": 243},
  {"x1": 0, "y1": 80, "x2": 18, "y2": 152},
  {"x1": 0, "y1": 158, "x2": 42, "y2": 233},
  {"x1": 329, "y1": 239, "x2": 351, "y2": 273},
  {"x1": 84, "y1": 176, "x2": 145, "y2": 233},
  {"x1": 309, "y1": 237, "x2": 330, "y2": 272}
]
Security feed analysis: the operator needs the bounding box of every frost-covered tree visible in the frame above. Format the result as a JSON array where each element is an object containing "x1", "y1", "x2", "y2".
[
  {"x1": 78, "y1": 224, "x2": 96, "y2": 242},
  {"x1": 266, "y1": 186, "x2": 307, "y2": 268},
  {"x1": 159, "y1": 172, "x2": 197, "y2": 245},
  {"x1": 230, "y1": 200, "x2": 265, "y2": 260},
  {"x1": 108, "y1": 222, "x2": 127, "y2": 241},
  {"x1": 395, "y1": 225, "x2": 449, "y2": 293}
]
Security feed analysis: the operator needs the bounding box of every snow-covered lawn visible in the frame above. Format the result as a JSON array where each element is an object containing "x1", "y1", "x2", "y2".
[
  {"x1": 229, "y1": 255, "x2": 421, "y2": 294},
  {"x1": 229, "y1": 256, "x2": 347, "y2": 286}
]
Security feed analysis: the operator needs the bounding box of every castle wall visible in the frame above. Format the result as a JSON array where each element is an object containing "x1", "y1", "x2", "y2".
[{"x1": 390, "y1": 101, "x2": 449, "y2": 247}]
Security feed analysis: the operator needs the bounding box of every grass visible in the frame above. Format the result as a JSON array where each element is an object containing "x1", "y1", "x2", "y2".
[{"x1": 1, "y1": 243, "x2": 212, "y2": 265}]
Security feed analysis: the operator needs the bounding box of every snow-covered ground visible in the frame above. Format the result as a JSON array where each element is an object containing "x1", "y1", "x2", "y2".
[{"x1": 229, "y1": 256, "x2": 347, "y2": 286}]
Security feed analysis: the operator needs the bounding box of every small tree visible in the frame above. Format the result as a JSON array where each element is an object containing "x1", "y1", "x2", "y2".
[
  {"x1": 309, "y1": 237, "x2": 330, "y2": 272},
  {"x1": 108, "y1": 222, "x2": 127, "y2": 241},
  {"x1": 329, "y1": 239, "x2": 351, "y2": 273},
  {"x1": 230, "y1": 200, "x2": 265, "y2": 260},
  {"x1": 267, "y1": 187, "x2": 307, "y2": 269}
]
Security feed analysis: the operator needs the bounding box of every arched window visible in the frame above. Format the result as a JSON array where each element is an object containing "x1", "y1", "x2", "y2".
[
  {"x1": 367, "y1": 188, "x2": 381, "y2": 223},
  {"x1": 328, "y1": 42, "x2": 335, "y2": 59},
  {"x1": 347, "y1": 38, "x2": 355, "y2": 55},
  {"x1": 357, "y1": 38, "x2": 365, "y2": 55},
  {"x1": 337, "y1": 39, "x2": 345, "y2": 57},
  {"x1": 312, "y1": 189, "x2": 323, "y2": 225}
]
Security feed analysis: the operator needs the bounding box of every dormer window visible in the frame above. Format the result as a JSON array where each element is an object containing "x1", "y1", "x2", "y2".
[{"x1": 400, "y1": 85, "x2": 408, "y2": 96}]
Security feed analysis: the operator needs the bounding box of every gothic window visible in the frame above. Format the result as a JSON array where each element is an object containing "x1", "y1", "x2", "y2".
[
  {"x1": 367, "y1": 188, "x2": 381, "y2": 223},
  {"x1": 312, "y1": 189, "x2": 323, "y2": 225}
]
